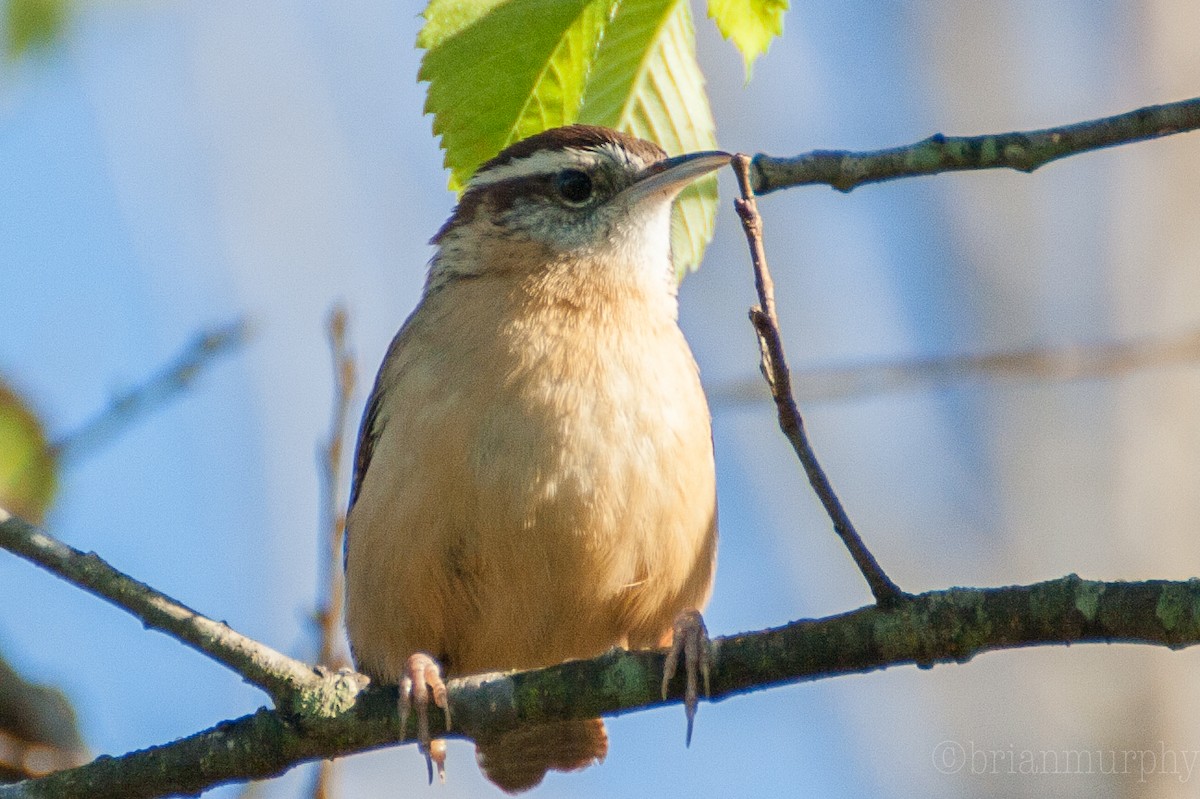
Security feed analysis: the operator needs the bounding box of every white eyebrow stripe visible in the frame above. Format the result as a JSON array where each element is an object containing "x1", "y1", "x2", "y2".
[
  {"x1": 469, "y1": 149, "x2": 598, "y2": 188},
  {"x1": 468, "y1": 143, "x2": 653, "y2": 189}
]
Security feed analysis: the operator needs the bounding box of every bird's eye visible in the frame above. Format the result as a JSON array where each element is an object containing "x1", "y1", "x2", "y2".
[{"x1": 556, "y1": 169, "x2": 593, "y2": 204}]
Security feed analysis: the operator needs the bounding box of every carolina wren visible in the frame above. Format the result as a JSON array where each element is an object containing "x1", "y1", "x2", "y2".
[{"x1": 344, "y1": 125, "x2": 728, "y2": 792}]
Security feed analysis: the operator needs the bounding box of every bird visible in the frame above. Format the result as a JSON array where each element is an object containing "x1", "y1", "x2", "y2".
[{"x1": 344, "y1": 124, "x2": 727, "y2": 793}]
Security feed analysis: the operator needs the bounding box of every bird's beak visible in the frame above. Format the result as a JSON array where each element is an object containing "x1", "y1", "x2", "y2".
[{"x1": 622, "y1": 150, "x2": 731, "y2": 205}]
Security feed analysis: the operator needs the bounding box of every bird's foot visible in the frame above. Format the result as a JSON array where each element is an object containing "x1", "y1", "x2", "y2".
[
  {"x1": 399, "y1": 652, "x2": 451, "y2": 783},
  {"x1": 661, "y1": 609, "x2": 711, "y2": 746}
]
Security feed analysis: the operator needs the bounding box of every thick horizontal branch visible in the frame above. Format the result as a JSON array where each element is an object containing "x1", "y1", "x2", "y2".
[
  {"x1": 0, "y1": 511, "x2": 340, "y2": 712},
  {"x1": 6, "y1": 575, "x2": 1200, "y2": 799},
  {"x1": 751, "y1": 96, "x2": 1200, "y2": 194}
]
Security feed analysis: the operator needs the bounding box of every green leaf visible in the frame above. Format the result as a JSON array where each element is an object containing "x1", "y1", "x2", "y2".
[
  {"x1": 419, "y1": 0, "x2": 615, "y2": 191},
  {"x1": 0, "y1": 380, "x2": 57, "y2": 523},
  {"x1": 5, "y1": 0, "x2": 69, "y2": 59},
  {"x1": 707, "y1": 0, "x2": 787, "y2": 77},
  {"x1": 579, "y1": 0, "x2": 718, "y2": 275},
  {"x1": 419, "y1": 0, "x2": 719, "y2": 274}
]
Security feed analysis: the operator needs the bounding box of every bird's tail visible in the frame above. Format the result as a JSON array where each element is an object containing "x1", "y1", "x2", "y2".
[{"x1": 475, "y1": 718, "x2": 608, "y2": 793}]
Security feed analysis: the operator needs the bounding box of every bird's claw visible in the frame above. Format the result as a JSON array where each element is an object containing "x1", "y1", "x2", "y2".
[
  {"x1": 661, "y1": 609, "x2": 711, "y2": 746},
  {"x1": 399, "y1": 653, "x2": 451, "y2": 783}
]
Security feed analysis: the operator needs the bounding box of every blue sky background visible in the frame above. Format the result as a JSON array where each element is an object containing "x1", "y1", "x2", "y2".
[{"x1": 3, "y1": 1, "x2": 1200, "y2": 797}]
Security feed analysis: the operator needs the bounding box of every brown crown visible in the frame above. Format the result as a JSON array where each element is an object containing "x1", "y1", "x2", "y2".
[{"x1": 476, "y1": 125, "x2": 667, "y2": 178}]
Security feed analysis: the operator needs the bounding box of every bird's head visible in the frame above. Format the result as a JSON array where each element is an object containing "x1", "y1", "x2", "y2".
[{"x1": 429, "y1": 125, "x2": 729, "y2": 293}]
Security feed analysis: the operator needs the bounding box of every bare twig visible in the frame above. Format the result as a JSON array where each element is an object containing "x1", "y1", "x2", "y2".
[
  {"x1": 309, "y1": 306, "x2": 357, "y2": 799},
  {"x1": 731, "y1": 154, "x2": 903, "y2": 605},
  {"x1": 5, "y1": 574, "x2": 1200, "y2": 799},
  {"x1": 0, "y1": 509, "x2": 333, "y2": 710},
  {"x1": 51, "y1": 320, "x2": 250, "y2": 465},
  {"x1": 708, "y1": 327, "x2": 1200, "y2": 407},
  {"x1": 752, "y1": 96, "x2": 1200, "y2": 194},
  {"x1": 313, "y1": 306, "x2": 355, "y2": 671}
]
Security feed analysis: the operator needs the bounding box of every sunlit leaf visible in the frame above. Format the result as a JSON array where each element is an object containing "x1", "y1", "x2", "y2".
[
  {"x1": 419, "y1": 0, "x2": 719, "y2": 273},
  {"x1": 419, "y1": 0, "x2": 615, "y2": 191},
  {"x1": 707, "y1": 0, "x2": 787, "y2": 77},
  {"x1": 0, "y1": 380, "x2": 57, "y2": 523},
  {"x1": 579, "y1": 0, "x2": 718, "y2": 275}
]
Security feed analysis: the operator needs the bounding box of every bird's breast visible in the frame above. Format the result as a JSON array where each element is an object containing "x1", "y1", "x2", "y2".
[
  {"x1": 347, "y1": 278, "x2": 717, "y2": 678},
  {"x1": 455, "y1": 294, "x2": 715, "y2": 666}
]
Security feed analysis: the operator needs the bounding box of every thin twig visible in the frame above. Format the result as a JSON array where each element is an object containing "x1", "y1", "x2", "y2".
[
  {"x1": 5, "y1": 574, "x2": 1200, "y2": 798},
  {"x1": 0, "y1": 509, "x2": 324, "y2": 708},
  {"x1": 51, "y1": 320, "x2": 251, "y2": 465},
  {"x1": 731, "y1": 154, "x2": 903, "y2": 605},
  {"x1": 309, "y1": 306, "x2": 357, "y2": 799},
  {"x1": 314, "y1": 305, "x2": 355, "y2": 669},
  {"x1": 708, "y1": 327, "x2": 1200, "y2": 407},
  {"x1": 752, "y1": 96, "x2": 1200, "y2": 194}
]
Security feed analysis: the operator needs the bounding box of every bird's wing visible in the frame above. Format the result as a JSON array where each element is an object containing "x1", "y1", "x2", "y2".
[
  {"x1": 344, "y1": 318, "x2": 419, "y2": 575},
  {"x1": 348, "y1": 374, "x2": 386, "y2": 512}
]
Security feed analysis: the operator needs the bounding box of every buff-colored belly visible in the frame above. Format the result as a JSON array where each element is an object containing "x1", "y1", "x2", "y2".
[{"x1": 345, "y1": 287, "x2": 717, "y2": 682}]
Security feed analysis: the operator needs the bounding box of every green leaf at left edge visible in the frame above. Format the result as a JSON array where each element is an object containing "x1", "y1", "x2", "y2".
[
  {"x1": 4, "y1": 0, "x2": 69, "y2": 59},
  {"x1": 418, "y1": 0, "x2": 616, "y2": 192},
  {"x1": 0, "y1": 379, "x2": 57, "y2": 523},
  {"x1": 707, "y1": 0, "x2": 788, "y2": 78},
  {"x1": 579, "y1": 0, "x2": 718, "y2": 277}
]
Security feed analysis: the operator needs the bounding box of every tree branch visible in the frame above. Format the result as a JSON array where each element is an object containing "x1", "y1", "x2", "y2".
[
  {"x1": 4, "y1": 574, "x2": 1200, "y2": 798},
  {"x1": 0, "y1": 510, "x2": 351, "y2": 714},
  {"x1": 751, "y1": 96, "x2": 1200, "y2": 194}
]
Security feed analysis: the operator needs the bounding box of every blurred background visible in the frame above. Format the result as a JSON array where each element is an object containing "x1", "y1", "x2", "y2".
[{"x1": 2, "y1": 0, "x2": 1200, "y2": 796}]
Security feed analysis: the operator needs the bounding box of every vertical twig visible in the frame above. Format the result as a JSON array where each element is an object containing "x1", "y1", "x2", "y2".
[
  {"x1": 233, "y1": 779, "x2": 265, "y2": 799},
  {"x1": 730, "y1": 154, "x2": 904, "y2": 606},
  {"x1": 310, "y1": 305, "x2": 357, "y2": 799},
  {"x1": 310, "y1": 760, "x2": 336, "y2": 799},
  {"x1": 314, "y1": 305, "x2": 355, "y2": 669}
]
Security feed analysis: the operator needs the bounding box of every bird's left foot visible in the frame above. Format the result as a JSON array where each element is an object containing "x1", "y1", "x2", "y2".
[
  {"x1": 661, "y1": 609, "x2": 712, "y2": 746},
  {"x1": 398, "y1": 652, "x2": 451, "y2": 783}
]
